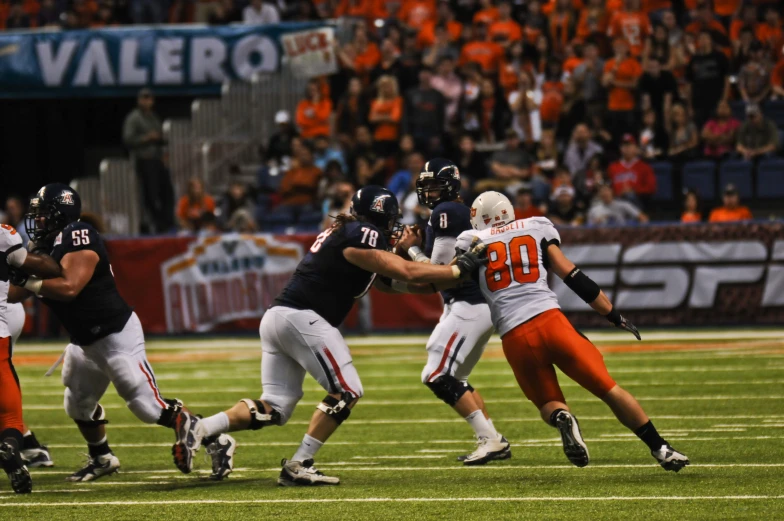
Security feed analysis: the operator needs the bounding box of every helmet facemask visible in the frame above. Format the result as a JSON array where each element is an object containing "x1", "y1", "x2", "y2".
[{"x1": 25, "y1": 198, "x2": 67, "y2": 245}]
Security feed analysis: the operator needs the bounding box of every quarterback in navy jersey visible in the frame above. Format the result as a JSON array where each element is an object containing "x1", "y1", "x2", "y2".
[
  {"x1": 8, "y1": 184, "x2": 226, "y2": 482},
  {"x1": 189, "y1": 186, "x2": 489, "y2": 486},
  {"x1": 394, "y1": 158, "x2": 511, "y2": 465}
]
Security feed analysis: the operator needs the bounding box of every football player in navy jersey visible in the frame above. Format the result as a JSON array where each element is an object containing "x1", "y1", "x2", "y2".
[
  {"x1": 189, "y1": 186, "x2": 488, "y2": 486},
  {"x1": 8, "y1": 184, "x2": 235, "y2": 482},
  {"x1": 392, "y1": 159, "x2": 511, "y2": 465}
]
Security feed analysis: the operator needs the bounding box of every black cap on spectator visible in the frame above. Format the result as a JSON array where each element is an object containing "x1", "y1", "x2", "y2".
[{"x1": 724, "y1": 183, "x2": 738, "y2": 196}]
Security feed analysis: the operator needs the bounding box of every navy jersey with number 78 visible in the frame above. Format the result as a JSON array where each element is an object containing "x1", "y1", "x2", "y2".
[{"x1": 273, "y1": 220, "x2": 388, "y2": 327}]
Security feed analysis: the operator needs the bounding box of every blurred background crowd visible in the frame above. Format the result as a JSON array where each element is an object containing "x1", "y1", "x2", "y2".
[{"x1": 2, "y1": 0, "x2": 784, "y2": 236}]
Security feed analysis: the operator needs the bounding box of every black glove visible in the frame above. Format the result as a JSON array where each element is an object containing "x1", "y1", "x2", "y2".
[
  {"x1": 8, "y1": 266, "x2": 29, "y2": 287},
  {"x1": 454, "y1": 250, "x2": 488, "y2": 277},
  {"x1": 605, "y1": 308, "x2": 641, "y2": 340}
]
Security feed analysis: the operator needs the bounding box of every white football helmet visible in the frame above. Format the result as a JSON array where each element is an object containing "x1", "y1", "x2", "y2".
[{"x1": 470, "y1": 191, "x2": 515, "y2": 231}]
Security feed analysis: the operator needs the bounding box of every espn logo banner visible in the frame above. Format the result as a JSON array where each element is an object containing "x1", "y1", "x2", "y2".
[
  {"x1": 556, "y1": 222, "x2": 784, "y2": 328},
  {"x1": 160, "y1": 233, "x2": 302, "y2": 333}
]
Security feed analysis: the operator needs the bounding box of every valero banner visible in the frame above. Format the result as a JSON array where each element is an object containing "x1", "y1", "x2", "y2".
[{"x1": 0, "y1": 22, "x2": 331, "y2": 98}]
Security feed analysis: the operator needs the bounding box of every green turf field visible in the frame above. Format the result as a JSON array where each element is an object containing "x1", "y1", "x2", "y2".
[{"x1": 3, "y1": 330, "x2": 784, "y2": 520}]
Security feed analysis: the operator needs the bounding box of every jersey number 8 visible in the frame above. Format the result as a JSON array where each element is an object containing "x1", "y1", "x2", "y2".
[{"x1": 484, "y1": 235, "x2": 539, "y2": 292}]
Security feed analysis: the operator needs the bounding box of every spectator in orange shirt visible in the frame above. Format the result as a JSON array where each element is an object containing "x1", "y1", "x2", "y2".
[
  {"x1": 685, "y1": 2, "x2": 729, "y2": 48},
  {"x1": 757, "y1": 8, "x2": 783, "y2": 53},
  {"x1": 576, "y1": 0, "x2": 609, "y2": 42},
  {"x1": 708, "y1": 184, "x2": 753, "y2": 222},
  {"x1": 280, "y1": 140, "x2": 323, "y2": 208},
  {"x1": 473, "y1": 0, "x2": 499, "y2": 25},
  {"x1": 418, "y1": 1, "x2": 462, "y2": 48},
  {"x1": 488, "y1": 1, "x2": 523, "y2": 46},
  {"x1": 680, "y1": 189, "x2": 702, "y2": 223},
  {"x1": 177, "y1": 178, "x2": 216, "y2": 232},
  {"x1": 548, "y1": 0, "x2": 577, "y2": 55},
  {"x1": 514, "y1": 185, "x2": 546, "y2": 219},
  {"x1": 295, "y1": 79, "x2": 332, "y2": 140},
  {"x1": 730, "y1": 4, "x2": 758, "y2": 43},
  {"x1": 772, "y1": 56, "x2": 784, "y2": 98},
  {"x1": 399, "y1": 0, "x2": 436, "y2": 30},
  {"x1": 459, "y1": 21, "x2": 504, "y2": 73},
  {"x1": 369, "y1": 75, "x2": 404, "y2": 156},
  {"x1": 335, "y1": 0, "x2": 371, "y2": 19},
  {"x1": 602, "y1": 38, "x2": 643, "y2": 140},
  {"x1": 352, "y1": 25, "x2": 381, "y2": 84},
  {"x1": 608, "y1": 0, "x2": 651, "y2": 58}
]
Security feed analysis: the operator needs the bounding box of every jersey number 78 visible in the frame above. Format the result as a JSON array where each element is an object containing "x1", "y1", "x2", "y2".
[{"x1": 484, "y1": 235, "x2": 539, "y2": 292}]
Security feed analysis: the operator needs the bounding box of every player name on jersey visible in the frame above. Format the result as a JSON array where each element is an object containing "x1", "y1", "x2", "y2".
[{"x1": 161, "y1": 233, "x2": 302, "y2": 333}]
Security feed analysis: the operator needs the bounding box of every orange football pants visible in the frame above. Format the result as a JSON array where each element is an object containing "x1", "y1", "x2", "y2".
[
  {"x1": 0, "y1": 337, "x2": 24, "y2": 433},
  {"x1": 501, "y1": 309, "x2": 617, "y2": 408}
]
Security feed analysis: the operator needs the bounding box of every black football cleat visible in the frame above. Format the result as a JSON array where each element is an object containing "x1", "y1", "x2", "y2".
[
  {"x1": 652, "y1": 444, "x2": 690, "y2": 472},
  {"x1": 555, "y1": 410, "x2": 590, "y2": 468},
  {"x1": 0, "y1": 442, "x2": 32, "y2": 493}
]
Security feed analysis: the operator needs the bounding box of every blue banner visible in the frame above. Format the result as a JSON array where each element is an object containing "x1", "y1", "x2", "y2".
[{"x1": 0, "y1": 22, "x2": 330, "y2": 99}]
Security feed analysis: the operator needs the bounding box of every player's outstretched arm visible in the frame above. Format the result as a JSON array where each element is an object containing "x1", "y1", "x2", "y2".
[
  {"x1": 547, "y1": 244, "x2": 641, "y2": 340},
  {"x1": 16, "y1": 250, "x2": 100, "y2": 302},
  {"x1": 344, "y1": 247, "x2": 484, "y2": 285},
  {"x1": 6, "y1": 243, "x2": 63, "y2": 279}
]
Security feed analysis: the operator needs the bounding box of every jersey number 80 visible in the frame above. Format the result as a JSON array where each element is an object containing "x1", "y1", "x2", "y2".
[{"x1": 484, "y1": 235, "x2": 539, "y2": 292}]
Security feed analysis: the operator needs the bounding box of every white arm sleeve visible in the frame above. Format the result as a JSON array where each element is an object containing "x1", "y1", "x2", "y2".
[
  {"x1": 6, "y1": 247, "x2": 28, "y2": 267},
  {"x1": 431, "y1": 236, "x2": 457, "y2": 266}
]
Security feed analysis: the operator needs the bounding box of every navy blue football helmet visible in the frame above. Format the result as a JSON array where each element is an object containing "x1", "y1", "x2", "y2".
[
  {"x1": 25, "y1": 183, "x2": 82, "y2": 244},
  {"x1": 416, "y1": 158, "x2": 461, "y2": 209},
  {"x1": 351, "y1": 185, "x2": 402, "y2": 239}
]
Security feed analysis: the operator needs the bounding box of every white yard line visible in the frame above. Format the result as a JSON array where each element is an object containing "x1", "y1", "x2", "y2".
[{"x1": 2, "y1": 495, "x2": 784, "y2": 507}]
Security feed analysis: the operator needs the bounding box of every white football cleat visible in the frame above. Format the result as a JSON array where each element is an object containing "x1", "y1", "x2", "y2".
[
  {"x1": 651, "y1": 444, "x2": 690, "y2": 472},
  {"x1": 66, "y1": 453, "x2": 120, "y2": 482},
  {"x1": 555, "y1": 410, "x2": 590, "y2": 467},
  {"x1": 277, "y1": 459, "x2": 340, "y2": 486},
  {"x1": 206, "y1": 434, "x2": 236, "y2": 481},
  {"x1": 462, "y1": 434, "x2": 512, "y2": 466}
]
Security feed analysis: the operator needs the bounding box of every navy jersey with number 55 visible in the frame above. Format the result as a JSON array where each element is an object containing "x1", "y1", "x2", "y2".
[
  {"x1": 42, "y1": 222, "x2": 133, "y2": 346},
  {"x1": 425, "y1": 201, "x2": 485, "y2": 305},
  {"x1": 273, "y1": 220, "x2": 388, "y2": 327}
]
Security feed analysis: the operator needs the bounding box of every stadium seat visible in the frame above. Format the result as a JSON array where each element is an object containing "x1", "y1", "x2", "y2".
[
  {"x1": 756, "y1": 157, "x2": 784, "y2": 199},
  {"x1": 651, "y1": 161, "x2": 673, "y2": 201},
  {"x1": 763, "y1": 100, "x2": 784, "y2": 129},
  {"x1": 682, "y1": 161, "x2": 717, "y2": 199},
  {"x1": 298, "y1": 210, "x2": 324, "y2": 231},
  {"x1": 718, "y1": 159, "x2": 753, "y2": 198},
  {"x1": 259, "y1": 207, "x2": 294, "y2": 232}
]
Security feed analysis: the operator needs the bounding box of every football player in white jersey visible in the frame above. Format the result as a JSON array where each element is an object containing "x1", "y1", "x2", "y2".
[
  {"x1": 0, "y1": 223, "x2": 63, "y2": 493},
  {"x1": 6, "y1": 303, "x2": 54, "y2": 469},
  {"x1": 455, "y1": 192, "x2": 689, "y2": 472}
]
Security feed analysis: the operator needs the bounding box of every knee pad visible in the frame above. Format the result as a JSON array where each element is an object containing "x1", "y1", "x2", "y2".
[
  {"x1": 70, "y1": 402, "x2": 109, "y2": 428},
  {"x1": 241, "y1": 399, "x2": 282, "y2": 430},
  {"x1": 425, "y1": 375, "x2": 470, "y2": 406},
  {"x1": 155, "y1": 398, "x2": 183, "y2": 428},
  {"x1": 316, "y1": 393, "x2": 354, "y2": 425}
]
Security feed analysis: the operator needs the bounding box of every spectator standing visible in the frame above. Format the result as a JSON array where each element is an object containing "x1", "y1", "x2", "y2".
[
  {"x1": 607, "y1": 134, "x2": 657, "y2": 209},
  {"x1": 369, "y1": 75, "x2": 404, "y2": 157},
  {"x1": 430, "y1": 57, "x2": 463, "y2": 128},
  {"x1": 708, "y1": 184, "x2": 753, "y2": 222},
  {"x1": 370, "y1": 38, "x2": 403, "y2": 85},
  {"x1": 488, "y1": 1, "x2": 523, "y2": 46},
  {"x1": 602, "y1": 38, "x2": 643, "y2": 141},
  {"x1": 335, "y1": 77, "x2": 368, "y2": 145},
  {"x1": 685, "y1": 2, "x2": 729, "y2": 47},
  {"x1": 514, "y1": 185, "x2": 545, "y2": 220},
  {"x1": 508, "y1": 70, "x2": 541, "y2": 144},
  {"x1": 403, "y1": 68, "x2": 446, "y2": 154},
  {"x1": 681, "y1": 189, "x2": 702, "y2": 223},
  {"x1": 737, "y1": 103, "x2": 780, "y2": 160},
  {"x1": 268, "y1": 110, "x2": 298, "y2": 168},
  {"x1": 176, "y1": 178, "x2": 216, "y2": 233},
  {"x1": 607, "y1": 0, "x2": 651, "y2": 59},
  {"x1": 643, "y1": 24, "x2": 675, "y2": 70},
  {"x1": 295, "y1": 79, "x2": 332, "y2": 140},
  {"x1": 639, "y1": 58, "x2": 678, "y2": 128},
  {"x1": 455, "y1": 134, "x2": 487, "y2": 182},
  {"x1": 547, "y1": 186, "x2": 585, "y2": 226},
  {"x1": 701, "y1": 100, "x2": 740, "y2": 159},
  {"x1": 685, "y1": 31, "x2": 730, "y2": 128},
  {"x1": 772, "y1": 55, "x2": 784, "y2": 98},
  {"x1": 123, "y1": 88, "x2": 174, "y2": 234},
  {"x1": 279, "y1": 141, "x2": 323, "y2": 209},
  {"x1": 564, "y1": 123, "x2": 603, "y2": 176},
  {"x1": 459, "y1": 20, "x2": 504, "y2": 74},
  {"x1": 587, "y1": 183, "x2": 649, "y2": 225},
  {"x1": 639, "y1": 109, "x2": 669, "y2": 160},
  {"x1": 571, "y1": 42, "x2": 606, "y2": 115},
  {"x1": 667, "y1": 103, "x2": 700, "y2": 162},
  {"x1": 422, "y1": 23, "x2": 462, "y2": 68},
  {"x1": 556, "y1": 78, "x2": 586, "y2": 146},
  {"x1": 242, "y1": 0, "x2": 280, "y2": 24},
  {"x1": 738, "y1": 40, "x2": 772, "y2": 104}
]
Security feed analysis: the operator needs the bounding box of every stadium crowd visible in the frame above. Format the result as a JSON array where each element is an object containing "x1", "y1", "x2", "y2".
[{"x1": 2, "y1": 0, "x2": 784, "y2": 234}]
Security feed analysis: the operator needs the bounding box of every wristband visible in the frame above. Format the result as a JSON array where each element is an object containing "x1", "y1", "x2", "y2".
[
  {"x1": 391, "y1": 280, "x2": 409, "y2": 293},
  {"x1": 24, "y1": 278, "x2": 43, "y2": 295},
  {"x1": 6, "y1": 245, "x2": 27, "y2": 268},
  {"x1": 407, "y1": 246, "x2": 429, "y2": 263},
  {"x1": 605, "y1": 307, "x2": 622, "y2": 326},
  {"x1": 451, "y1": 265, "x2": 461, "y2": 279}
]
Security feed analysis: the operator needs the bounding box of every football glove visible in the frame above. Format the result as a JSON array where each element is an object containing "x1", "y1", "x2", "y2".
[
  {"x1": 454, "y1": 249, "x2": 488, "y2": 277},
  {"x1": 605, "y1": 308, "x2": 641, "y2": 340},
  {"x1": 8, "y1": 266, "x2": 29, "y2": 287}
]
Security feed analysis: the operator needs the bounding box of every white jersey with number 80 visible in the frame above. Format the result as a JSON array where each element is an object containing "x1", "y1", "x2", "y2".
[
  {"x1": 456, "y1": 217, "x2": 561, "y2": 337},
  {"x1": 0, "y1": 224, "x2": 23, "y2": 339}
]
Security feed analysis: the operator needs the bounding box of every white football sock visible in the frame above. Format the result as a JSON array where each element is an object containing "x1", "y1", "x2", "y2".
[
  {"x1": 465, "y1": 410, "x2": 496, "y2": 439},
  {"x1": 199, "y1": 412, "x2": 230, "y2": 438},
  {"x1": 486, "y1": 418, "x2": 499, "y2": 437},
  {"x1": 292, "y1": 434, "x2": 323, "y2": 463}
]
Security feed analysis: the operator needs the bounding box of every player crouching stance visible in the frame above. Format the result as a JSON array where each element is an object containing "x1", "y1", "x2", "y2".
[
  {"x1": 459, "y1": 192, "x2": 689, "y2": 472},
  {"x1": 391, "y1": 159, "x2": 509, "y2": 465},
  {"x1": 185, "y1": 186, "x2": 488, "y2": 485},
  {"x1": 9, "y1": 184, "x2": 213, "y2": 482}
]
